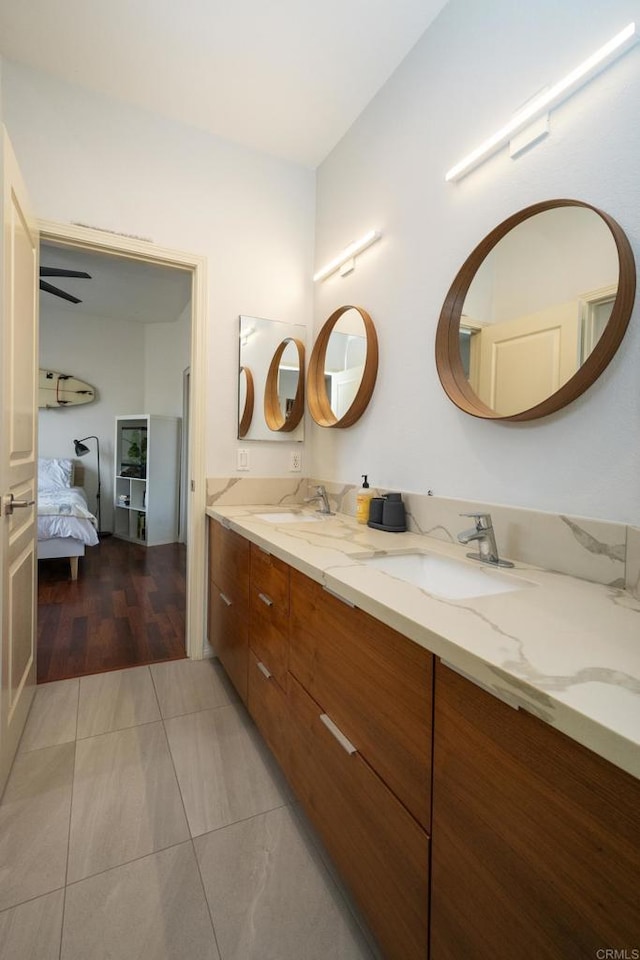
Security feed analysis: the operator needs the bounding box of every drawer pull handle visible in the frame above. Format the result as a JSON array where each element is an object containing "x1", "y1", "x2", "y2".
[
  {"x1": 258, "y1": 592, "x2": 273, "y2": 607},
  {"x1": 219, "y1": 592, "x2": 232, "y2": 607},
  {"x1": 257, "y1": 661, "x2": 272, "y2": 680},
  {"x1": 319, "y1": 713, "x2": 357, "y2": 756},
  {"x1": 440, "y1": 659, "x2": 521, "y2": 711},
  {"x1": 322, "y1": 585, "x2": 355, "y2": 608}
]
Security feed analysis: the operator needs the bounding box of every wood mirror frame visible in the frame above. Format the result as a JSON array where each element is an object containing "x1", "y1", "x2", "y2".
[
  {"x1": 238, "y1": 366, "x2": 255, "y2": 438},
  {"x1": 435, "y1": 199, "x2": 636, "y2": 421},
  {"x1": 307, "y1": 305, "x2": 379, "y2": 428},
  {"x1": 264, "y1": 338, "x2": 305, "y2": 432}
]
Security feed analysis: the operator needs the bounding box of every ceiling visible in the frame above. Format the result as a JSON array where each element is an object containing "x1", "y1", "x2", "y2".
[
  {"x1": 0, "y1": 0, "x2": 447, "y2": 167},
  {"x1": 40, "y1": 242, "x2": 192, "y2": 324}
]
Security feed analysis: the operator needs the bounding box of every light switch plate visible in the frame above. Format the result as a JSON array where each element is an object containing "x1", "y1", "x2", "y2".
[{"x1": 237, "y1": 449, "x2": 249, "y2": 471}]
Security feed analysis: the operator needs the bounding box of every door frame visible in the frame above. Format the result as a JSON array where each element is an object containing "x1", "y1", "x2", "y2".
[
  {"x1": 179, "y1": 367, "x2": 190, "y2": 544},
  {"x1": 37, "y1": 219, "x2": 208, "y2": 659}
]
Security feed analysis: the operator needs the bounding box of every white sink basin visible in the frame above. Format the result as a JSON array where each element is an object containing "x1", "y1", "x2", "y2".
[
  {"x1": 362, "y1": 552, "x2": 529, "y2": 600},
  {"x1": 254, "y1": 511, "x2": 325, "y2": 523}
]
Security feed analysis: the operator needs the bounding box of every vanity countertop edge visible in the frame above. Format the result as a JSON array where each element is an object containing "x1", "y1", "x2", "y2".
[{"x1": 206, "y1": 504, "x2": 640, "y2": 781}]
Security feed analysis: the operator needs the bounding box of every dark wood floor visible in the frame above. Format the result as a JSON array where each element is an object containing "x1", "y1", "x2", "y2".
[{"x1": 37, "y1": 536, "x2": 186, "y2": 683}]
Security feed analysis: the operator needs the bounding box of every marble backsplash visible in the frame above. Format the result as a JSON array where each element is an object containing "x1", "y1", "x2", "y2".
[
  {"x1": 206, "y1": 476, "x2": 639, "y2": 596},
  {"x1": 627, "y1": 527, "x2": 640, "y2": 600}
]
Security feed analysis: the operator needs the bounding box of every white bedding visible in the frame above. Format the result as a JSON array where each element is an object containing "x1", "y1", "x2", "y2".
[{"x1": 37, "y1": 486, "x2": 99, "y2": 546}]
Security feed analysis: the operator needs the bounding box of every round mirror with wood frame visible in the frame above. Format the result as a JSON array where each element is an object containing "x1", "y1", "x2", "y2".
[
  {"x1": 307, "y1": 305, "x2": 379, "y2": 428},
  {"x1": 238, "y1": 366, "x2": 255, "y2": 438},
  {"x1": 264, "y1": 338, "x2": 305, "y2": 432},
  {"x1": 435, "y1": 199, "x2": 636, "y2": 421}
]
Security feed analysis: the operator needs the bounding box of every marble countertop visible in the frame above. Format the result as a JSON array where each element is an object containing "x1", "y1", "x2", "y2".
[{"x1": 206, "y1": 504, "x2": 640, "y2": 781}]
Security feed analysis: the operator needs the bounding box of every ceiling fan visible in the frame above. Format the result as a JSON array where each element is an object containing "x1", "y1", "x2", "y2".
[{"x1": 39, "y1": 266, "x2": 92, "y2": 304}]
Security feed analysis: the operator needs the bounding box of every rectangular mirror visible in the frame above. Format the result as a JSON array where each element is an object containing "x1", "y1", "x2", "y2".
[{"x1": 238, "y1": 315, "x2": 305, "y2": 442}]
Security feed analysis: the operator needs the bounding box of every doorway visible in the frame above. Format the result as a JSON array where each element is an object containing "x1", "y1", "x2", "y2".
[{"x1": 36, "y1": 220, "x2": 207, "y2": 675}]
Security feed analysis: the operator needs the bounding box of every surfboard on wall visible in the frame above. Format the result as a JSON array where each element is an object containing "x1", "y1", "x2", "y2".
[{"x1": 39, "y1": 369, "x2": 96, "y2": 408}]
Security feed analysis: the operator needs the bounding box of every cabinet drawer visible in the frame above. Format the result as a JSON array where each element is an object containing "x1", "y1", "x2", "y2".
[
  {"x1": 247, "y1": 652, "x2": 290, "y2": 774},
  {"x1": 287, "y1": 674, "x2": 429, "y2": 960},
  {"x1": 290, "y1": 568, "x2": 433, "y2": 829},
  {"x1": 248, "y1": 613, "x2": 288, "y2": 689},
  {"x1": 249, "y1": 545, "x2": 290, "y2": 687},
  {"x1": 209, "y1": 519, "x2": 250, "y2": 604},
  {"x1": 250, "y1": 544, "x2": 290, "y2": 627},
  {"x1": 209, "y1": 584, "x2": 248, "y2": 703}
]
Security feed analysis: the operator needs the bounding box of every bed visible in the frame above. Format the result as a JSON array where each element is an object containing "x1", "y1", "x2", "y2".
[{"x1": 37, "y1": 458, "x2": 99, "y2": 580}]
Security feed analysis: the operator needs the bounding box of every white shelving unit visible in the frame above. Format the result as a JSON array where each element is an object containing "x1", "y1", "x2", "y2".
[{"x1": 113, "y1": 415, "x2": 181, "y2": 546}]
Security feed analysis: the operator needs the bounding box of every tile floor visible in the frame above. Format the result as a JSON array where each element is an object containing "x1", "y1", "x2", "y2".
[{"x1": 0, "y1": 659, "x2": 380, "y2": 960}]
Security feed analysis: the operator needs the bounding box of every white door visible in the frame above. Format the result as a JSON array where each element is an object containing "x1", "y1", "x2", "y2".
[
  {"x1": 477, "y1": 301, "x2": 579, "y2": 416},
  {"x1": 0, "y1": 128, "x2": 39, "y2": 793},
  {"x1": 331, "y1": 365, "x2": 364, "y2": 419}
]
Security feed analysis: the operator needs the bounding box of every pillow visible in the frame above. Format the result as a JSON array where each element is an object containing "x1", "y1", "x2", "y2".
[{"x1": 38, "y1": 457, "x2": 74, "y2": 491}]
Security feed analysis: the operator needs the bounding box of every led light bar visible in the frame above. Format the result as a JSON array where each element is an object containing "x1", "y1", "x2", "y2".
[
  {"x1": 313, "y1": 230, "x2": 381, "y2": 282},
  {"x1": 445, "y1": 22, "x2": 637, "y2": 182}
]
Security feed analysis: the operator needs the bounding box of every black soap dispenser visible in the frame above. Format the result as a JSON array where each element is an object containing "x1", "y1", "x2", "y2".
[{"x1": 367, "y1": 492, "x2": 407, "y2": 532}]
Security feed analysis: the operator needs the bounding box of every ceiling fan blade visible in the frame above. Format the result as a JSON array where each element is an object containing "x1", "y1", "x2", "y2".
[
  {"x1": 40, "y1": 267, "x2": 91, "y2": 279},
  {"x1": 39, "y1": 280, "x2": 82, "y2": 304}
]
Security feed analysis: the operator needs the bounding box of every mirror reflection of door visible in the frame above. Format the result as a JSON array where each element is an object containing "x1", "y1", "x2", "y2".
[
  {"x1": 474, "y1": 301, "x2": 579, "y2": 415},
  {"x1": 460, "y1": 206, "x2": 620, "y2": 417},
  {"x1": 579, "y1": 287, "x2": 616, "y2": 364},
  {"x1": 323, "y1": 310, "x2": 367, "y2": 420},
  {"x1": 277, "y1": 339, "x2": 300, "y2": 421}
]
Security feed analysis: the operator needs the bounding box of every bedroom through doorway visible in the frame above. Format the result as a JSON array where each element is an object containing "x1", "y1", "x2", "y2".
[{"x1": 37, "y1": 239, "x2": 194, "y2": 683}]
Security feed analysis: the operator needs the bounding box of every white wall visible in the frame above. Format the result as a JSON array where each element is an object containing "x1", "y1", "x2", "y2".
[
  {"x1": 143, "y1": 303, "x2": 191, "y2": 416},
  {"x1": 465, "y1": 206, "x2": 619, "y2": 324},
  {"x1": 3, "y1": 60, "x2": 315, "y2": 479},
  {"x1": 312, "y1": 0, "x2": 640, "y2": 523}
]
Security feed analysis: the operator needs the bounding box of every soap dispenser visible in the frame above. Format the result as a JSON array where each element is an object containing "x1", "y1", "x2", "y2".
[{"x1": 356, "y1": 475, "x2": 373, "y2": 524}]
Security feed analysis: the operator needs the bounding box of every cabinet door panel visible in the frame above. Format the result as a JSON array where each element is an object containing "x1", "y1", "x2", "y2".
[
  {"x1": 209, "y1": 520, "x2": 250, "y2": 604},
  {"x1": 249, "y1": 545, "x2": 289, "y2": 686},
  {"x1": 287, "y1": 674, "x2": 429, "y2": 960},
  {"x1": 250, "y1": 544, "x2": 290, "y2": 624},
  {"x1": 209, "y1": 586, "x2": 248, "y2": 703},
  {"x1": 431, "y1": 662, "x2": 640, "y2": 960},
  {"x1": 247, "y1": 652, "x2": 290, "y2": 774},
  {"x1": 290, "y1": 568, "x2": 433, "y2": 829}
]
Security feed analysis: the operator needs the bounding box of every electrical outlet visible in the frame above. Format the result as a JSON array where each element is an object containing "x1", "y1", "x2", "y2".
[
  {"x1": 237, "y1": 448, "x2": 250, "y2": 471},
  {"x1": 289, "y1": 450, "x2": 302, "y2": 472}
]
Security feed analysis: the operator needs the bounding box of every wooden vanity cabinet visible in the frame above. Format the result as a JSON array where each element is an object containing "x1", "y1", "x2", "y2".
[
  {"x1": 247, "y1": 652, "x2": 290, "y2": 771},
  {"x1": 246, "y1": 544, "x2": 291, "y2": 770},
  {"x1": 289, "y1": 568, "x2": 433, "y2": 830},
  {"x1": 430, "y1": 661, "x2": 640, "y2": 960},
  {"x1": 209, "y1": 519, "x2": 640, "y2": 960},
  {"x1": 288, "y1": 568, "x2": 432, "y2": 960},
  {"x1": 207, "y1": 519, "x2": 250, "y2": 702},
  {"x1": 248, "y1": 544, "x2": 290, "y2": 687},
  {"x1": 287, "y1": 673, "x2": 429, "y2": 960}
]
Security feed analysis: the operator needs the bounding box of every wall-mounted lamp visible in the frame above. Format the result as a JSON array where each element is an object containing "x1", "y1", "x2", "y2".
[
  {"x1": 313, "y1": 229, "x2": 381, "y2": 282},
  {"x1": 240, "y1": 325, "x2": 256, "y2": 347},
  {"x1": 445, "y1": 21, "x2": 637, "y2": 183}
]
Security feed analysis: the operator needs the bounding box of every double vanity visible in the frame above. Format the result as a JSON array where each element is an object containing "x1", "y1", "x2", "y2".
[{"x1": 206, "y1": 502, "x2": 640, "y2": 960}]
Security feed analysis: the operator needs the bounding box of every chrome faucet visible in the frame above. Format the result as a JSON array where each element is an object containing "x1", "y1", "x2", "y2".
[
  {"x1": 304, "y1": 484, "x2": 334, "y2": 515},
  {"x1": 457, "y1": 512, "x2": 513, "y2": 568}
]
